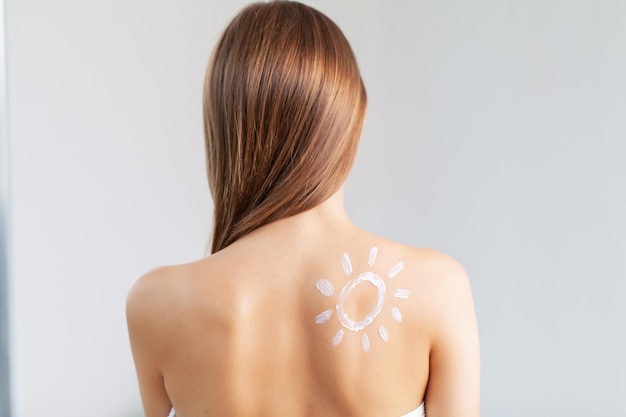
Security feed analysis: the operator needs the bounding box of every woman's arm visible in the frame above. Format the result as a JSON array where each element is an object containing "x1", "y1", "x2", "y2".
[
  {"x1": 425, "y1": 256, "x2": 481, "y2": 417},
  {"x1": 126, "y1": 267, "x2": 175, "y2": 417}
]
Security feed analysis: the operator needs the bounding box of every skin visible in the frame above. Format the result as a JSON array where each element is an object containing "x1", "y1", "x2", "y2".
[{"x1": 126, "y1": 188, "x2": 480, "y2": 417}]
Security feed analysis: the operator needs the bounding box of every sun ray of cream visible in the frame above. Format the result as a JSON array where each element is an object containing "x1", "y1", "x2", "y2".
[
  {"x1": 362, "y1": 333, "x2": 370, "y2": 352},
  {"x1": 368, "y1": 246, "x2": 378, "y2": 266},
  {"x1": 333, "y1": 329, "x2": 344, "y2": 346},
  {"x1": 341, "y1": 253, "x2": 352, "y2": 276},
  {"x1": 378, "y1": 325, "x2": 389, "y2": 342},
  {"x1": 316, "y1": 279, "x2": 334, "y2": 296},
  {"x1": 388, "y1": 261, "x2": 404, "y2": 278},
  {"x1": 315, "y1": 310, "x2": 333, "y2": 324},
  {"x1": 391, "y1": 307, "x2": 403, "y2": 323},
  {"x1": 393, "y1": 289, "x2": 411, "y2": 299}
]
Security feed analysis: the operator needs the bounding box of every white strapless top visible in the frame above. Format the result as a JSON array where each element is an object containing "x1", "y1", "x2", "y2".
[
  {"x1": 167, "y1": 402, "x2": 425, "y2": 417},
  {"x1": 399, "y1": 402, "x2": 426, "y2": 417}
]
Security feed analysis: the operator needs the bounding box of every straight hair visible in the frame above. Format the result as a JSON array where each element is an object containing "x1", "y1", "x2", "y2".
[{"x1": 203, "y1": 0, "x2": 367, "y2": 254}]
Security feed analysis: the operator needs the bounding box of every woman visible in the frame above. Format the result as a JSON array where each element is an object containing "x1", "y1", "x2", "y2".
[{"x1": 126, "y1": 1, "x2": 480, "y2": 416}]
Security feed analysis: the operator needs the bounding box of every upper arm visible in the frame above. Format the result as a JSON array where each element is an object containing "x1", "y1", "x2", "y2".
[
  {"x1": 424, "y1": 254, "x2": 480, "y2": 417},
  {"x1": 126, "y1": 267, "x2": 175, "y2": 417}
]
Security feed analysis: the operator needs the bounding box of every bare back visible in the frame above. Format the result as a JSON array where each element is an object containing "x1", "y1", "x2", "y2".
[{"x1": 127, "y1": 210, "x2": 480, "y2": 417}]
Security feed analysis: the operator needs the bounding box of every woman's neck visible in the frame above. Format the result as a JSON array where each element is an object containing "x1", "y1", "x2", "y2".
[{"x1": 235, "y1": 187, "x2": 354, "y2": 247}]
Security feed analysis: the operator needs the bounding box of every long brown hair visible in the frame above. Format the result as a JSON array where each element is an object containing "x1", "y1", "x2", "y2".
[{"x1": 203, "y1": 1, "x2": 367, "y2": 254}]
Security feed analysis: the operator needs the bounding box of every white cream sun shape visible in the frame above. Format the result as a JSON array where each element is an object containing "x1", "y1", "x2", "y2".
[{"x1": 314, "y1": 246, "x2": 410, "y2": 352}]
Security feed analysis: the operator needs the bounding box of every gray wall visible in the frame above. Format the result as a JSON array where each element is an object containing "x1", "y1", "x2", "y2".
[{"x1": 3, "y1": 0, "x2": 625, "y2": 416}]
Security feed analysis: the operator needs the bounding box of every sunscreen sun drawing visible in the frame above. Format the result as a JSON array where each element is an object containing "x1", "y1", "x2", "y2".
[{"x1": 314, "y1": 246, "x2": 410, "y2": 352}]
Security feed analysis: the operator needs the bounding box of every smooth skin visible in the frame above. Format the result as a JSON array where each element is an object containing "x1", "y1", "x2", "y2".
[{"x1": 126, "y1": 188, "x2": 480, "y2": 417}]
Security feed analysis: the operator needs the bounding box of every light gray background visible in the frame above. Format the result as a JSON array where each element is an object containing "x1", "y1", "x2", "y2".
[{"x1": 3, "y1": 0, "x2": 625, "y2": 416}]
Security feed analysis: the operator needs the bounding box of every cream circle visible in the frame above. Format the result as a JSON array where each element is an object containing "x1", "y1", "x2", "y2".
[{"x1": 336, "y1": 271, "x2": 386, "y2": 331}]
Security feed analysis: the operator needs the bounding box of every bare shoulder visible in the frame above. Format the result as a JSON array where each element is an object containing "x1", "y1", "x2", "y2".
[
  {"x1": 126, "y1": 259, "x2": 221, "y2": 364},
  {"x1": 125, "y1": 265, "x2": 184, "y2": 345},
  {"x1": 126, "y1": 265, "x2": 180, "y2": 317},
  {"x1": 405, "y1": 246, "x2": 471, "y2": 290},
  {"x1": 378, "y1": 242, "x2": 476, "y2": 336},
  {"x1": 125, "y1": 262, "x2": 211, "y2": 416},
  {"x1": 354, "y1": 229, "x2": 473, "y2": 301},
  {"x1": 364, "y1": 231, "x2": 471, "y2": 290},
  {"x1": 126, "y1": 256, "x2": 231, "y2": 331},
  {"x1": 404, "y1": 246, "x2": 474, "y2": 310},
  {"x1": 402, "y1": 248, "x2": 480, "y2": 415}
]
